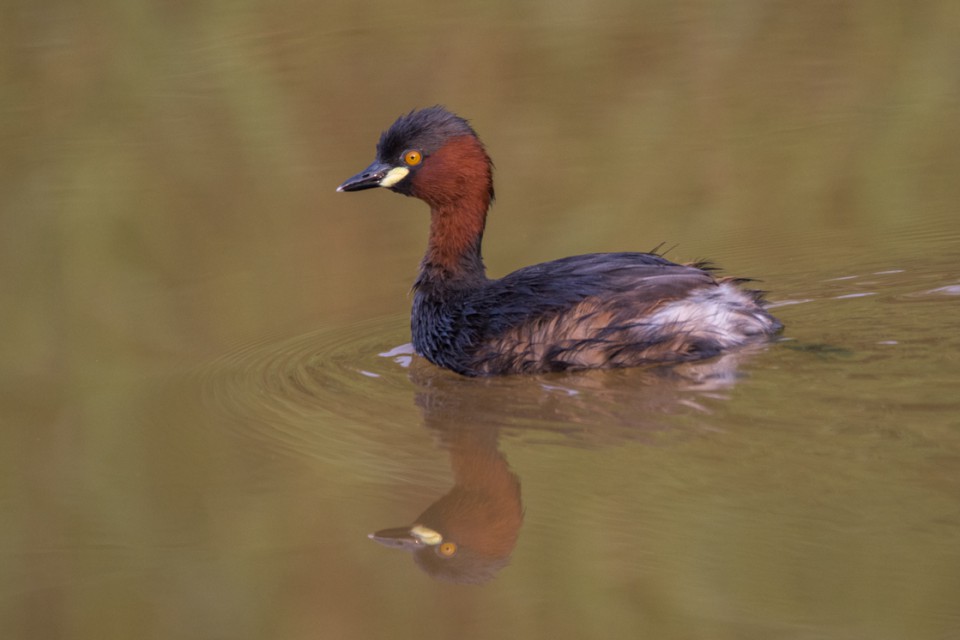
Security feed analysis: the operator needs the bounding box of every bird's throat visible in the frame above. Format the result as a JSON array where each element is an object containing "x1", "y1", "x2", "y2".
[{"x1": 421, "y1": 201, "x2": 488, "y2": 283}]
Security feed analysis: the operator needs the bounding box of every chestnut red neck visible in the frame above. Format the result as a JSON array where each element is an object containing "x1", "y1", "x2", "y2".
[{"x1": 412, "y1": 135, "x2": 494, "y2": 284}]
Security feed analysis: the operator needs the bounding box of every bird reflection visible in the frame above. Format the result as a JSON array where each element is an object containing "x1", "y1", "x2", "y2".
[
  {"x1": 369, "y1": 372, "x2": 522, "y2": 584},
  {"x1": 369, "y1": 346, "x2": 767, "y2": 583}
]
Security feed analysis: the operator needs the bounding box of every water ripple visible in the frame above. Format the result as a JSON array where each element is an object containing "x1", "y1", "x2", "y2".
[
  {"x1": 197, "y1": 315, "x2": 417, "y2": 462},
  {"x1": 197, "y1": 313, "x2": 776, "y2": 458}
]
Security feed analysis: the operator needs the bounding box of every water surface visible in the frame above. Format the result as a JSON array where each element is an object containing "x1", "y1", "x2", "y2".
[{"x1": 3, "y1": 2, "x2": 960, "y2": 638}]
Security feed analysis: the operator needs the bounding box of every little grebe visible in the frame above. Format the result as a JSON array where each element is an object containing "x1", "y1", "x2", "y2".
[{"x1": 337, "y1": 106, "x2": 782, "y2": 376}]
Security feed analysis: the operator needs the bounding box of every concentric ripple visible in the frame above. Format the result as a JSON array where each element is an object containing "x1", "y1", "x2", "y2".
[
  {"x1": 199, "y1": 265, "x2": 959, "y2": 461},
  {"x1": 198, "y1": 314, "x2": 420, "y2": 461},
  {"x1": 197, "y1": 310, "x2": 774, "y2": 461}
]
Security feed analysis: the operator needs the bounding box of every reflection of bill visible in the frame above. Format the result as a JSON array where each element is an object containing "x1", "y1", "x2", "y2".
[{"x1": 369, "y1": 346, "x2": 767, "y2": 583}]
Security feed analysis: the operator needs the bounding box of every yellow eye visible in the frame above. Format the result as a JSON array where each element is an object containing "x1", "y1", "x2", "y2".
[
  {"x1": 403, "y1": 150, "x2": 423, "y2": 166},
  {"x1": 437, "y1": 542, "x2": 457, "y2": 557}
]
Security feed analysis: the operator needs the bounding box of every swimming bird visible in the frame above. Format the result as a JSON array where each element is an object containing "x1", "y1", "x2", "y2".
[{"x1": 337, "y1": 106, "x2": 782, "y2": 376}]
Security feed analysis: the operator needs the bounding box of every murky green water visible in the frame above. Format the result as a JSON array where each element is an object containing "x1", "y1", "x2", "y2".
[{"x1": 3, "y1": 2, "x2": 960, "y2": 638}]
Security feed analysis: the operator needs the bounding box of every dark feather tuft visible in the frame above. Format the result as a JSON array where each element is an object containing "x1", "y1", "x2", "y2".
[{"x1": 377, "y1": 106, "x2": 479, "y2": 163}]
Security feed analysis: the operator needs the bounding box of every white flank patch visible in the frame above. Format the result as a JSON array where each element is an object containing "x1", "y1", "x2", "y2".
[{"x1": 644, "y1": 283, "x2": 773, "y2": 346}]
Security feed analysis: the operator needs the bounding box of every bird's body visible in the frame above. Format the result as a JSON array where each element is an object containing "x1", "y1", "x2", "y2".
[{"x1": 338, "y1": 107, "x2": 782, "y2": 376}]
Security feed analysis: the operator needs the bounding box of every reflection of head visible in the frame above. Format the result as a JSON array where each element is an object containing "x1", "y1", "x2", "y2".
[{"x1": 370, "y1": 422, "x2": 522, "y2": 585}]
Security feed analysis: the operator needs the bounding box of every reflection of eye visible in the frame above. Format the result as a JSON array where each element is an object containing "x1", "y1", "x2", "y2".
[
  {"x1": 403, "y1": 150, "x2": 423, "y2": 166},
  {"x1": 437, "y1": 542, "x2": 457, "y2": 557}
]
